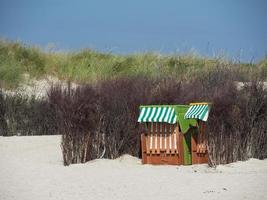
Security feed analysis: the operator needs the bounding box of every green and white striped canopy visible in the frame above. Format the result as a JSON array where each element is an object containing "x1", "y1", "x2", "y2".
[
  {"x1": 138, "y1": 106, "x2": 177, "y2": 124},
  {"x1": 184, "y1": 104, "x2": 209, "y2": 121}
]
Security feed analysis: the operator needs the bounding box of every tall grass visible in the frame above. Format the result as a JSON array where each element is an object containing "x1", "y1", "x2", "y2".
[{"x1": 1, "y1": 39, "x2": 267, "y2": 88}]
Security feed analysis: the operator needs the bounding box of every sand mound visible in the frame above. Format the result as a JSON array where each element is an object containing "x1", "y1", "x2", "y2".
[{"x1": 0, "y1": 135, "x2": 266, "y2": 200}]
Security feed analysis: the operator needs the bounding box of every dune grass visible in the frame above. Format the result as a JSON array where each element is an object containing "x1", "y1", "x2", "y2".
[{"x1": 0, "y1": 39, "x2": 266, "y2": 88}]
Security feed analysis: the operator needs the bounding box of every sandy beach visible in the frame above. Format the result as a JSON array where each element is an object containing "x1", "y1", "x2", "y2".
[{"x1": 0, "y1": 135, "x2": 266, "y2": 200}]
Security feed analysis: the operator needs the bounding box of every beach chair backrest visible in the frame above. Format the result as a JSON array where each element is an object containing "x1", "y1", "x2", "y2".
[{"x1": 145, "y1": 122, "x2": 180, "y2": 155}]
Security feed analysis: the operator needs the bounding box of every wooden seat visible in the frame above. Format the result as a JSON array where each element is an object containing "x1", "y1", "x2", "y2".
[
  {"x1": 197, "y1": 143, "x2": 207, "y2": 153},
  {"x1": 196, "y1": 122, "x2": 207, "y2": 154},
  {"x1": 141, "y1": 122, "x2": 183, "y2": 165},
  {"x1": 191, "y1": 122, "x2": 208, "y2": 164},
  {"x1": 144, "y1": 123, "x2": 179, "y2": 155}
]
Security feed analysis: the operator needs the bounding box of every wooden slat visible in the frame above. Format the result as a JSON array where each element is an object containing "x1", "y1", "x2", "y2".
[
  {"x1": 159, "y1": 133, "x2": 163, "y2": 151},
  {"x1": 197, "y1": 123, "x2": 201, "y2": 153},
  {"x1": 164, "y1": 124, "x2": 167, "y2": 151},
  {"x1": 202, "y1": 123, "x2": 207, "y2": 153},
  {"x1": 151, "y1": 133, "x2": 156, "y2": 154},
  {"x1": 201, "y1": 125, "x2": 205, "y2": 153},
  {"x1": 175, "y1": 124, "x2": 179, "y2": 154},
  {"x1": 169, "y1": 124, "x2": 173, "y2": 153},
  {"x1": 156, "y1": 123, "x2": 160, "y2": 154},
  {"x1": 171, "y1": 132, "x2": 176, "y2": 154},
  {"x1": 200, "y1": 123, "x2": 203, "y2": 152},
  {"x1": 146, "y1": 123, "x2": 151, "y2": 154},
  {"x1": 141, "y1": 133, "x2": 147, "y2": 164},
  {"x1": 149, "y1": 135, "x2": 153, "y2": 152},
  {"x1": 162, "y1": 123, "x2": 165, "y2": 151},
  {"x1": 166, "y1": 124, "x2": 170, "y2": 154},
  {"x1": 141, "y1": 133, "x2": 146, "y2": 152},
  {"x1": 154, "y1": 122, "x2": 157, "y2": 153},
  {"x1": 159, "y1": 123, "x2": 162, "y2": 151},
  {"x1": 198, "y1": 122, "x2": 206, "y2": 154},
  {"x1": 151, "y1": 123, "x2": 156, "y2": 154},
  {"x1": 155, "y1": 122, "x2": 158, "y2": 134}
]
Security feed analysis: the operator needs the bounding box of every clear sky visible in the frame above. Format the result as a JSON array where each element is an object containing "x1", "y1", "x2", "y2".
[{"x1": 0, "y1": 0, "x2": 267, "y2": 62}]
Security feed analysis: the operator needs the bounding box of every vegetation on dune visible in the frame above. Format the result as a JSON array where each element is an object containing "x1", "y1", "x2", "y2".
[
  {"x1": 1, "y1": 39, "x2": 267, "y2": 166},
  {"x1": 0, "y1": 39, "x2": 267, "y2": 88}
]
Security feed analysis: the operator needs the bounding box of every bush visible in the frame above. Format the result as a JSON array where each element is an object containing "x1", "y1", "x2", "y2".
[
  {"x1": 0, "y1": 91, "x2": 8, "y2": 136},
  {"x1": 1, "y1": 65, "x2": 266, "y2": 166},
  {"x1": 49, "y1": 71, "x2": 267, "y2": 166},
  {"x1": 48, "y1": 83, "x2": 100, "y2": 165},
  {"x1": 179, "y1": 70, "x2": 267, "y2": 164},
  {"x1": 0, "y1": 91, "x2": 58, "y2": 136}
]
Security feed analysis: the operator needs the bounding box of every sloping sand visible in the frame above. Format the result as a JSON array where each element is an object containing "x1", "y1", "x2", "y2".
[
  {"x1": 0, "y1": 135, "x2": 266, "y2": 200},
  {"x1": 2, "y1": 75, "x2": 78, "y2": 99}
]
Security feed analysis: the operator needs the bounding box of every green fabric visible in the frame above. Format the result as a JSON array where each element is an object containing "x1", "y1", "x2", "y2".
[
  {"x1": 184, "y1": 104, "x2": 210, "y2": 121},
  {"x1": 177, "y1": 113, "x2": 197, "y2": 134},
  {"x1": 183, "y1": 131, "x2": 192, "y2": 165},
  {"x1": 138, "y1": 106, "x2": 177, "y2": 124},
  {"x1": 138, "y1": 105, "x2": 197, "y2": 134},
  {"x1": 174, "y1": 106, "x2": 198, "y2": 134}
]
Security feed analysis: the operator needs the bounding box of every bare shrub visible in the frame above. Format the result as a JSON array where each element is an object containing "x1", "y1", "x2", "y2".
[
  {"x1": 97, "y1": 77, "x2": 154, "y2": 158},
  {"x1": 49, "y1": 70, "x2": 267, "y2": 165},
  {"x1": 48, "y1": 84, "x2": 100, "y2": 165},
  {"x1": 0, "y1": 91, "x2": 8, "y2": 136},
  {"x1": 183, "y1": 69, "x2": 267, "y2": 165},
  {"x1": 0, "y1": 91, "x2": 57, "y2": 136}
]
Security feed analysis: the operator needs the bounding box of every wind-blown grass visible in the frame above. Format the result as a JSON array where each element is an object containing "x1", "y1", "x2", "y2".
[{"x1": 0, "y1": 39, "x2": 267, "y2": 88}]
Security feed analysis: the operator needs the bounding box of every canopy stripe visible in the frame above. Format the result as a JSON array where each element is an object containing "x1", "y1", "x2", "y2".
[
  {"x1": 184, "y1": 104, "x2": 209, "y2": 121},
  {"x1": 138, "y1": 106, "x2": 177, "y2": 124}
]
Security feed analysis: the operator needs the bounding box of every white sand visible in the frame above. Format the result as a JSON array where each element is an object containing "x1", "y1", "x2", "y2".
[
  {"x1": 3, "y1": 74, "x2": 267, "y2": 100},
  {"x1": 0, "y1": 136, "x2": 266, "y2": 200},
  {"x1": 2, "y1": 74, "x2": 78, "y2": 99}
]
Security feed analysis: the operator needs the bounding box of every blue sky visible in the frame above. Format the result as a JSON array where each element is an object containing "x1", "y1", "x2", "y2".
[{"x1": 0, "y1": 0, "x2": 267, "y2": 62}]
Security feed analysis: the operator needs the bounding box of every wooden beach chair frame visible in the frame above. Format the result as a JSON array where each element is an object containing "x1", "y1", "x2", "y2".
[{"x1": 138, "y1": 103, "x2": 211, "y2": 165}]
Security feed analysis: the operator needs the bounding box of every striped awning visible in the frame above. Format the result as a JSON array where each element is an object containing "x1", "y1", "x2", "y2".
[
  {"x1": 184, "y1": 103, "x2": 210, "y2": 121},
  {"x1": 138, "y1": 106, "x2": 177, "y2": 124}
]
